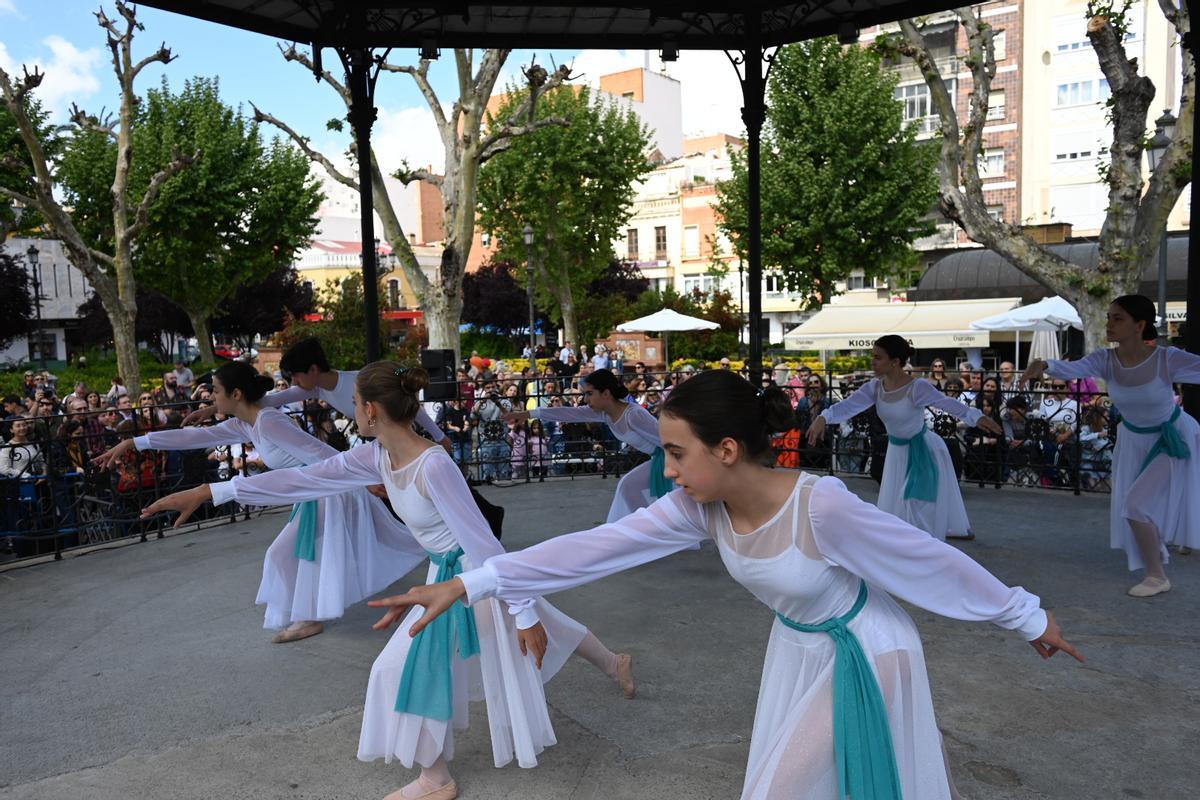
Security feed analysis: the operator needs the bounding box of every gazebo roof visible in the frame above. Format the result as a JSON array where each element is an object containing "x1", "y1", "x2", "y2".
[{"x1": 134, "y1": 1, "x2": 964, "y2": 49}]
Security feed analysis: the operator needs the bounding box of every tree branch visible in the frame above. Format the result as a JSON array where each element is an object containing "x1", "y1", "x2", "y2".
[
  {"x1": 392, "y1": 163, "x2": 444, "y2": 186},
  {"x1": 131, "y1": 43, "x2": 175, "y2": 80},
  {"x1": 379, "y1": 58, "x2": 449, "y2": 134},
  {"x1": 479, "y1": 117, "x2": 571, "y2": 164},
  {"x1": 477, "y1": 63, "x2": 574, "y2": 160},
  {"x1": 252, "y1": 103, "x2": 358, "y2": 189},
  {"x1": 128, "y1": 150, "x2": 198, "y2": 239},
  {"x1": 279, "y1": 43, "x2": 349, "y2": 100},
  {"x1": 69, "y1": 103, "x2": 118, "y2": 141},
  {"x1": 0, "y1": 185, "x2": 38, "y2": 208}
]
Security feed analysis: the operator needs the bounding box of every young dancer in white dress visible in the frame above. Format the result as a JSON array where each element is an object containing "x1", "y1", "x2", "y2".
[
  {"x1": 506, "y1": 369, "x2": 673, "y2": 523},
  {"x1": 372, "y1": 370, "x2": 1080, "y2": 800},
  {"x1": 807, "y1": 336, "x2": 1003, "y2": 540},
  {"x1": 96, "y1": 362, "x2": 426, "y2": 642},
  {"x1": 144, "y1": 364, "x2": 634, "y2": 800},
  {"x1": 1023, "y1": 294, "x2": 1200, "y2": 597}
]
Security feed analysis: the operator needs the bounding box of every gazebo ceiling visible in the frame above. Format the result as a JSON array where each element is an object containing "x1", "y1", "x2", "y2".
[{"x1": 134, "y1": 1, "x2": 965, "y2": 50}]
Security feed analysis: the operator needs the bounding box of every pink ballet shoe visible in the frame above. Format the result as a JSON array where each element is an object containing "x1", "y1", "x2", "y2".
[
  {"x1": 271, "y1": 621, "x2": 324, "y2": 643},
  {"x1": 1127, "y1": 577, "x2": 1171, "y2": 598},
  {"x1": 616, "y1": 653, "x2": 636, "y2": 699},
  {"x1": 382, "y1": 778, "x2": 458, "y2": 800}
]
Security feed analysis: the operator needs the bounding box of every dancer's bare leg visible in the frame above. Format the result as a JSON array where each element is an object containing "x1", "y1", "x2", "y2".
[
  {"x1": 574, "y1": 630, "x2": 636, "y2": 698},
  {"x1": 384, "y1": 756, "x2": 456, "y2": 800},
  {"x1": 1127, "y1": 518, "x2": 1170, "y2": 596}
]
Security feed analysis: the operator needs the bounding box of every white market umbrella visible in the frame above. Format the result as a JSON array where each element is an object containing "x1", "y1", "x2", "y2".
[
  {"x1": 1027, "y1": 329, "x2": 1061, "y2": 364},
  {"x1": 969, "y1": 296, "x2": 1082, "y2": 368},
  {"x1": 616, "y1": 308, "x2": 720, "y2": 369}
]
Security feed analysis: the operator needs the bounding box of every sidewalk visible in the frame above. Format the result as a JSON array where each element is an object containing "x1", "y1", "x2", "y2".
[{"x1": 1, "y1": 475, "x2": 1196, "y2": 799}]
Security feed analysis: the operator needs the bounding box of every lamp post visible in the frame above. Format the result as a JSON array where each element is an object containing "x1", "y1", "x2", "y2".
[
  {"x1": 523, "y1": 225, "x2": 536, "y2": 369},
  {"x1": 26, "y1": 244, "x2": 45, "y2": 369},
  {"x1": 1146, "y1": 109, "x2": 1177, "y2": 343}
]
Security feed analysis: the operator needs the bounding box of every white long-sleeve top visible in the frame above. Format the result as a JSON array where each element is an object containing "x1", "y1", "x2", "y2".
[
  {"x1": 208, "y1": 442, "x2": 540, "y2": 628},
  {"x1": 530, "y1": 398, "x2": 660, "y2": 454},
  {"x1": 1047, "y1": 346, "x2": 1200, "y2": 427},
  {"x1": 266, "y1": 369, "x2": 445, "y2": 442},
  {"x1": 458, "y1": 474, "x2": 1046, "y2": 641},
  {"x1": 820, "y1": 378, "x2": 984, "y2": 431},
  {"x1": 134, "y1": 408, "x2": 337, "y2": 471}
]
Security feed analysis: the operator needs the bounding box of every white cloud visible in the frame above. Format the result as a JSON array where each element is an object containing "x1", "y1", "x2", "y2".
[
  {"x1": 373, "y1": 104, "x2": 446, "y2": 176},
  {"x1": 0, "y1": 35, "x2": 103, "y2": 121},
  {"x1": 0, "y1": 0, "x2": 18, "y2": 16}
]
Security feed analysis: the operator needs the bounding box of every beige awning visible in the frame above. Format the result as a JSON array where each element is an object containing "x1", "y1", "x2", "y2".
[{"x1": 784, "y1": 298, "x2": 1021, "y2": 350}]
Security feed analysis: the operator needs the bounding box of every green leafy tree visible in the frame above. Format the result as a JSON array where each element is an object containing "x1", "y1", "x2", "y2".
[
  {"x1": 623, "y1": 286, "x2": 740, "y2": 362},
  {"x1": 0, "y1": 251, "x2": 33, "y2": 349},
  {"x1": 0, "y1": 99, "x2": 59, "y2": 237},
  {"x1": 716, "y1": 37, "x2": 938, "y2": 308},
  {"x1": 477, "y1": 84, "x2": 651, "y2": 344},
  {"x1": 277, "y1": 275, "x2": 388, "y2": 371}
]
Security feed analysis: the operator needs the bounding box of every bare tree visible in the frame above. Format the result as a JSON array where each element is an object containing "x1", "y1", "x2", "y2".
[
  {"x1": 0, "y1": 2, "x2": 193, "y2": 390},
  {"x1": 883, "y1": 2, "x2": 1192, "y2": 350},
  {"x1": 254, "y1": 48, "x2": 571, "y2": 358}
]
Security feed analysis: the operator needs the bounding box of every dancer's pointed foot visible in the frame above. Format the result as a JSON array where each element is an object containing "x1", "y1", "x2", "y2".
[
  {"x1": 1179, "y1": 545, "x2": 1193, "y2": 555},
  {"x1": 272, "y1": 621, "x2": 324, "y2": 643},
  {"x1": 616, "y1": 652, "x2": 636, "y2": 699},
  {"x1": 946, "y1": 531, "x2": 976, "y2": 541},
  {"x1": 1127, "y1": 577, "x2": 1171, "y2": 598},
  {"x1": 383, "y1": 776, "x2": 458, "y2": 800}
]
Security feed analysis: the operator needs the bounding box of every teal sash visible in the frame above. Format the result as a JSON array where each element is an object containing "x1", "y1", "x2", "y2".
[
  {"x1": 1123, "y1": 406, "x2": 1191, "y2": 476},
  {"x1": 777, "y1": 582, "x2": 902, "y2": 800},
  {"x1": 394, "y1": 547, "x2": 481, "y2": 721},
  {"x1": 289, "y1": 500, "x2": 319, "y2": 562},
  {"x1": 649, "y1": 446, "x2": 673, "y2": 499},
  {"x1": 887, "y1": 425, "x2": 938, "y2": 503}
]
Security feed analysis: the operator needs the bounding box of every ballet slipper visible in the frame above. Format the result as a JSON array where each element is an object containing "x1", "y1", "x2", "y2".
[
  {"x1": 1127, "y1": 577, "x2": 1171, "y2": 598},
  {"x1": 946, "y1": 531, "x2": 976, "y2": 541},
  {"x1": 382, "y1": 777, "x2": 458, "y2": 800},
  {"x1": 1179, "y1": 546, "x2": 1193, "y2": 555},
  {"x1": 616, "y1": 653, "x2": 636, "y2": 699},
  {"x1": 272, "y1": 621, "x2": 324, "y2": 643}
]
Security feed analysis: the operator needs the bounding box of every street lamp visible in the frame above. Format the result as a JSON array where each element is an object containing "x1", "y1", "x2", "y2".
[
  {"x1": 26, "y1": 244, "x2": 45, "y2": 369},
  {"x1": 523, "y1": 225, "x2": 536, "y2": 371},
  {"x1": 1146, "y1": 109, "x2": 1177, "y2": 343}
]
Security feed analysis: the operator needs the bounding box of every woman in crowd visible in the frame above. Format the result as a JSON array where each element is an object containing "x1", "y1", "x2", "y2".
[
  {"x1": 1022, "y1": 294, "x2": 1200, "y2": 597},
  {"x1": 927, "y1": 358, "x2": 948, "y2": 390},
  {"x1": 808, "y1": 336, "x2": 1002, "y2": 540},
  {"x1": 505, "y1": 369, "x2": 672, "y2": 523},
  {"x1": 142, "y1": 364, "x2": 634, "y2": 800},
  {"x1": 96, "y1": 361, "x2": 426, "y2": 642},
  {"x1": 368, "y1": 369, "x2": 1080, "y2": 800},
  {"x1": 85, "y1": 390, "x2": 103, "y2": 412}
]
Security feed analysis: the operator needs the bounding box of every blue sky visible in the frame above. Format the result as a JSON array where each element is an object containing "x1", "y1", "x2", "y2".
[{"x1": 1, "y1": 0, "x2": 746, "y2": 175}]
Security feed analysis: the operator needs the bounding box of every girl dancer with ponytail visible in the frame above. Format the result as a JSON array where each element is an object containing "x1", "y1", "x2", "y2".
[
  {"x1": 144, "y1": 364, "x2": 633, "y2": 800},
  {"x1": 95, "y1": 362, "x2": 425, "y2": 642},
  {"x1": 1023, "y1": 294, "x2": 1200, "y2": 597},
  {"x1": 806, "y1": 335, "x2": 1003, "y2": 540},
  {"x1": 505, "y1": 369, "x2": 672, "y2": 523},
  {"x1": 369, "y1": 370, "x2": 1080, "y2": 800}
]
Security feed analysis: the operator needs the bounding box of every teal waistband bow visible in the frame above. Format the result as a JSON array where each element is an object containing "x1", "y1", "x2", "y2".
[
  {"x1": 394, "y1": 547, "x2": 481, "y2": 721},
  {"x1": 887, "y1": 425, "x2": 938, "y2": 503},
  {"x1": 289, "y1": 500, "x2": 319, "y2": 562},
  {"x1": 777, "y1": 582, "x2": 902, "y2": 800},
  {"x1": 1123, "y1": 406, "x2": 1191, "y2": 476},
  {"x1": 649, "y1": 446, "x2": 674, "y2": 499}
]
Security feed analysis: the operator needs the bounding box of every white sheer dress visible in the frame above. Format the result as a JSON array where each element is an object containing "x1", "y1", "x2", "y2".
[
  {"x1": 1047, "y1": 346, "x2": 1200, "y2": 567},
  {"x1": 458, "y1": 473, "x2": 1047, "y2": 799},
  {"x1": 210, "y1": 443, "x2": 588, "y2": 769},
  {"x1": 819, "y1": 378, "x2": 983, "y2": 539},
  {"x1": 136, "y1": 409, "x2": 425, "y2": 628},
  {"x1": 531, "y1": 398, "x2": 669, "y2": 522}
]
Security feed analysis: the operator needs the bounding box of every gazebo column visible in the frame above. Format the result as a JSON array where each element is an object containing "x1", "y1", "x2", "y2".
[
  {"x1": 1185, "y1": 2, "x2": 1200, "y2": 419},
  {"x1": 740, "y1": 12, "x2": 767, "y2": 380},
  {"x1": 341, "y1": 47, "x2": 383, "y2": 362}
]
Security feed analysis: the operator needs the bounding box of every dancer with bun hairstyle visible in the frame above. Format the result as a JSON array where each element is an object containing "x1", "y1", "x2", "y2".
[
  {"x1": 504, "y1": 368, "x2": 672, "y2": 523},
  {"x1": 144, "y1": 364, "x2": 633, "y2": 800},
  {"x1": 95, "y1": 361, "x2": 426, "y2": 642},
  {"x1": 1023, "y1": 294, "x2": 1200, "y2": 597},
  {"x1": 807, "y1": 335, "x2": 1002, "y2": 540},
  {"x1": 369, "y1": 370, "x2": 1080, "y2": 800}
]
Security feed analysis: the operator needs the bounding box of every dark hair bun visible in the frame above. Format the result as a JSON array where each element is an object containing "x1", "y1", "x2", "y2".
[
  {"x1": 1112, "y1": 294, "x2": 1158, "y2": 341},
  {"x1": 401, "y1": 367, "x2": 430, "y2": 396},
  {"x1": 255, "y1": 374, "x2": 274, "y2": 395},
  {"x1": 761, "y1": 386, "x2": 795, "y2": 435},
  {"x1": 874, "y1": 334, "x2": 915, "y2": 364}
]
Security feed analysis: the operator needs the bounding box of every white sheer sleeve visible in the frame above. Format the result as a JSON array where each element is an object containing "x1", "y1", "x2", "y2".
[
  {"x1": 807, "y1": 476, "x2": 1046, "y2": 640},
  {"x1": 457, "y1": 492, "x2": 710, "y2": 607},
  {"x1": 256, "y1": 408, "x2": 339, "y2": 465},
  {"x1": 911, "y1": 379, "x2": 984, "y2": 426},
  {"x1": 819, "y1": 379, "x2": 879, "y2": 425},
  {"x1": 413, "y1": 408, "x2": 447, "y2": 442},
  {"x1": 260, "y1": 385, "x2": 315, "y2": 409},
  {"x1": 134, "y1": 418, "x2": 253, "y2": 453},
  {"x1": 1046, "y1": 349, "x2": 1111, "y2": 382},
  {"x1": 529, "y1": 405, "x2": 607, "y2": 424},
  {"x1": 620, "y1": 401, "x2": 662, "y2": 450},
  {"x1": 415, "y1": 449, "x2": 539, "y2": 629},
  {"x1": 1165, "y1": 347, "x2": 1200, "y2": 384},
  {"x1": 209, "y1": 442, "x2": 383, "y2": 507}
]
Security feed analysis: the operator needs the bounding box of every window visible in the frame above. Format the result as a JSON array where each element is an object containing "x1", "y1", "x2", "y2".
[
  {"x1": 654, "y1": 226, "x2": 668, "y2": 260},
  {"x1": 979, "y1": 147, "x2": 1006, "y2": 178},
  {"x1": 764, "y1": 274, "x2": 785, "y2": 294},
  {"x1": 683, "y1": 275, "x2": 717, "y2": 294},
  {"x1": 992, "y1": 31, "x2": 1006, "y2": 61},
  {"x1": 683, "y1": 225, "x2": 700, "y2": 258},
  {"x1": 626, "y1": 228, "x2": 639, "y2": 260},
  {"x1": 847, "y1": 273, "x2": 867, "y2": 290},
  {"x1": 987, "y1": 205, "x2": 1005, "y2": 223},
  {"x1": 987, "y1": 90, "x2": 1005, "y2": 121},
  {"x1": 1056, "y1": 78, "x2": 1109, "y2": 108},
  {"x1": 303, "y1": 280, "x2": 314, "y2": 293},
  {"x1": 895, "y1": 83, "x2": 930, "y2": 124},
  {"x1": 29, "y1": 331, "x2": 57, "y2": 363},
  {"x1": 622, "y1": 91, "x2": 635, "y2": 100},
  {"x1": 388, "y1": 279, "x2": 400, "y2": 309}
]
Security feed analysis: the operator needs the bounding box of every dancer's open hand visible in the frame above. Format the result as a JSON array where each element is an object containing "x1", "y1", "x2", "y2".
[
  {"x1": 806, "y1": 416, "x2": 827, "y2": 447},
  {"x1": 92, "y1": 439, "x2": 135, "y2": 470},
  {"x1": 181, "y1": 405, "x2": 219, "y2": 427},
  {"x1": 517, "y1": 622, "x2": 548, "y2": 669},
  {"x1": 1029, "y1": 610, "x2": 1083, "y2": 662},
  {"x1": 369, "y1": 578, "x2": 468, "y2": 635},
  {"x1": 366, "y1": 484, "x2": 390, "y2": 500},
  {"x1": 977, "y1": 416, "x2": 1003, "y2": 435},
  {"x1": 502, "y1": 410, "x2": 530, "y2": 425},
  {"x1": 1020, "y1": 360, "x2": 1048, "y2": 388},
  {"x1": 140, "y1": 484, "x2": 212, "y2": 528}
]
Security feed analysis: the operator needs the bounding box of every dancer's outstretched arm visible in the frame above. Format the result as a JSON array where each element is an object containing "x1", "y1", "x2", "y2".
[
  {"x1": 818, "y1": 379, "x2": 879, "y2": 426},
  {"x1": 1166, "y1": 346, "x2": 1200, "y2": 383},
  {"x1": 911, "y1": 379, "x2": 1001, "y2": 434},
  {"x1": 93, "y1": 418, "x2": 253, "y2": 470},
  {"x1": 506, "y1": 405, "x2": 606, "y2": 425},
  {"x1": 1026, "y1": 349, "x2": 1110, "y2": 384}
]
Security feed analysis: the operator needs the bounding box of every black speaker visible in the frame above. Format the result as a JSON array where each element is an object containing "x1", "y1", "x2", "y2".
[{"x1": 420, "y1": 348, "x2": 458, "y2": 400}]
